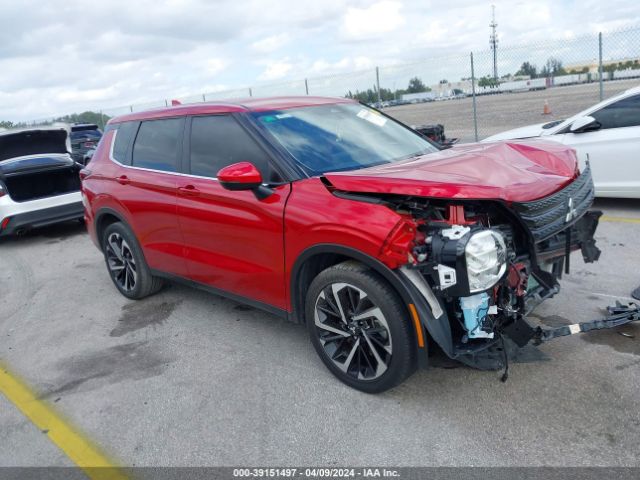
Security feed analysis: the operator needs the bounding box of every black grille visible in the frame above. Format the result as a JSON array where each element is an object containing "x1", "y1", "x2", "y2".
[{"x1": 513, "y1": 164, "x2": 595, "y2": 242}]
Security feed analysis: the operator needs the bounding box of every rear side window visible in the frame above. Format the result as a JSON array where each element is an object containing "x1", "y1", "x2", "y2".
[
  {"x1": 112, "y1": 122, "x2": 137, "y2": 165},
  {"x1": 132, "y1": 118, "x2": 183, "y2": 172},
  {"x1": 189, "y1": 115, "x2": 271, "y2": 178},
  {"x1": 591, "y1": 94, "x2": 640, "y2": 129}
]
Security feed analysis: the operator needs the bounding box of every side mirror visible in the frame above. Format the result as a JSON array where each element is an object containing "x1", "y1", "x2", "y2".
[
  {"x1": 218, "y1": 162, "x2": 263, "y2": 191},
  {"x1": 570, "y1": 116, "x2": 600, "y2": 133}
]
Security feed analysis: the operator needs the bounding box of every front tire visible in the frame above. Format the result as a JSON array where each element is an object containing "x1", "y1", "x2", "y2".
[
  {"x1": 305, "y1": 261, "x2": 416, "y2": 393},
  {"x1": 102, "y1": 222, "x2": 163, "y2": 300}
]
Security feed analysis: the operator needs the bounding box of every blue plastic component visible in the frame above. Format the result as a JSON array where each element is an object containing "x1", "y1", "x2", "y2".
[{"x1": 459, "y1": 292, "x2": 493, "y2": 339}]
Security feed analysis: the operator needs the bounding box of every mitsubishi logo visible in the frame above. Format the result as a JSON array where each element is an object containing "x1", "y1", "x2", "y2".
[{"x1": 565, "y1": 197, "x2": 578, "y2": 223}]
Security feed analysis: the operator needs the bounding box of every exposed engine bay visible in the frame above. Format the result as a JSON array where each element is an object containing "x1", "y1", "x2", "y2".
[
  {"x1": 396, "y1": 195, "x2": 600, "y2": 356},
  {"x1": 336, "y1": 163, "x2": 624, "y2": 374}
]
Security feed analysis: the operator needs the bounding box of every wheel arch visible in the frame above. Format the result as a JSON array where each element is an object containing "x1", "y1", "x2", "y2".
[
  {"x1": 291, "y1": 244, "x2": 414, "y2": 322},
  {"x1": 94, "y1": 207, "x2": 129, "y2": 249},
  {"x1": 290, "y1": 244, "x2": 432, "y2": 367}
]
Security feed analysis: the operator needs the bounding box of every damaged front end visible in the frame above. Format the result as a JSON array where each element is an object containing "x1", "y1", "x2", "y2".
[{"x1": 366, "y1": 163, "x2": 638, "y2": 373}]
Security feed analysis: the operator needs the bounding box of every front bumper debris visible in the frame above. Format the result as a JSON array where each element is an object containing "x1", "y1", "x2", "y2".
[
  {"x1": 455, "y1": 302, "x2": 640, "y2": 377},
  {"x1": 502, "y1": 301, "x2": 640, "y2": 348},
  {"x1": 533, "y1": 301, "x2": 640, "y2": 344}
]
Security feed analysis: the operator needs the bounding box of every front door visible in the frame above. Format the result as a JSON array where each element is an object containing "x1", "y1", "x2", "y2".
[{"x1": 176, "y1": 114, "x2": 291, "y2": 311}]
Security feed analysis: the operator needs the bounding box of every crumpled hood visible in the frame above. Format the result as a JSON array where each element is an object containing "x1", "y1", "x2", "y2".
[{"x1": 323, "y1": 140, "x2": 578, "y2": 203}]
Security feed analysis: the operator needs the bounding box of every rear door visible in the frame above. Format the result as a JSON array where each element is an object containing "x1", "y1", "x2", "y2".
[
  {"x1": 117, "y1": 117, "x2": 188, "y2": 276},
  {"x1": 176, "y1": 114, "x2": 290, "y2": 310},
  {"x1": 557, "y1": 94, "x2": 640, "y2": 197}
]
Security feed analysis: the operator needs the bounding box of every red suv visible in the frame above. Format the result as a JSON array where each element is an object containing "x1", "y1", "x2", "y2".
[{"x1": 81, "y1": 96, "x2": 603, "y2": 392}]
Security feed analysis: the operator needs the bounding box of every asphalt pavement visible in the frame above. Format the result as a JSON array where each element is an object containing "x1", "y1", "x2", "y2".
[{"x1": 1, "y1": 199, "x2": 639, "y2": 468}]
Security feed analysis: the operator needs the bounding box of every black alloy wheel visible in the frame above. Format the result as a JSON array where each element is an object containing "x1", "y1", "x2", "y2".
[
  {"x1": 102, "y1": 222, "x2": 163, "y2": 300},
  {"x1": 306, "y1": 261, "x2": 416, "y2": 393},
  {"x1": 105, "y1": 231, "x2": 137, "y2": 292},
  {"x1": 314, "y1": 282, "x2": 393, "y2": 380}
]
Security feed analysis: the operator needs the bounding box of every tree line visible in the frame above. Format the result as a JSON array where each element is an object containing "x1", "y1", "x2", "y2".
[
  {"x1": 345, "y1": 77, "x2": 432, "y2": 104},
  {"x1": 514, "y1": 57, "x2": 639, "y2": 79},
  {"x1": 1, "y1": 111, "x2": 110, "y2": 130},
  {"x1": 3, "y1": 55, "x2": 639, "y2": 127},
  {"x1": 344, "y1": 54, "x2": 640, "y2": 99}
]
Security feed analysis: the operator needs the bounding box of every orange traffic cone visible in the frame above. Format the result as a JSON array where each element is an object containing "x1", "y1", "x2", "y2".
[{"x1": 543, "y1": 100, "x2": 551, "y2": 115}]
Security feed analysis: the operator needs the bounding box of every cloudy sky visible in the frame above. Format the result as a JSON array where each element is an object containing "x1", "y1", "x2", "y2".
[{"x1": 1, "y1": 0, "x2": 638, "y2": 121}]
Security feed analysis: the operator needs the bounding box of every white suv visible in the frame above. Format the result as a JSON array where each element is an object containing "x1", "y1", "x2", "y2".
[
  {"x1": 484, "y1": 85, "x2": 640, "y2": 198},
  {"x1": 0, "y1": 126, "x2": 84, "y2": 236}
]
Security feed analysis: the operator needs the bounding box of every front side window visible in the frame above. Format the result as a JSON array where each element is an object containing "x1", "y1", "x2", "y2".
[
  {"x1": 591, "y1": 94, "x2": 640, "y2": 129},
  {"x1": 132, "y1": 118, "x2": 183, "y2": 172},
  {"x1": 251, "y1": 103, "x2": 438, "y2": 175},
  {"x1": 189, "y1": 115, "x2": 272, "y2": 178}
]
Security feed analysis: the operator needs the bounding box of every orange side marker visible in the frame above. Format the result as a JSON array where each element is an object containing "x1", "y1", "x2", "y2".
[{"x1": 408, "y1": 303, "x2": 425, "y2": 348}]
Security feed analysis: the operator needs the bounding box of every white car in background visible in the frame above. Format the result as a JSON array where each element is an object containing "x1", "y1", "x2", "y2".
[
  {"x1": 0, "y1": 126, "x2": 84, "y2": 236},
  {"x1": 483, "y1": 85, "x2": 640, "y2": 198}
]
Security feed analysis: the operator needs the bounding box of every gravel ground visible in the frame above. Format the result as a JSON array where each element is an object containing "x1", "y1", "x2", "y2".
[
  {"x1": 0, "y1": 198, "x2": 639, "y2": 468},
  {"x1": 384, "y1": 79, "x2": 639, "y2": 142}
]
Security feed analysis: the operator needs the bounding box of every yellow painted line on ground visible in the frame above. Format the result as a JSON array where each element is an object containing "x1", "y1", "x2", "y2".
[
  {"x1": 600, "y1": 215, "x2": 640, "y2": 224},
  {"x1": 0, "y1": 364, "x2": 127, "y2": 480}
]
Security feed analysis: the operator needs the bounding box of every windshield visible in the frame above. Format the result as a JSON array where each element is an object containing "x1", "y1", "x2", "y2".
[{"x1": 252, "y1": 103, "x2": 438, "y2": 175}]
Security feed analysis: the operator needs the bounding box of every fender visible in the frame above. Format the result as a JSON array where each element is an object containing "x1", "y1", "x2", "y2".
[{"x1": 290, "y1": 244, "x2": 454, "y2": 366}]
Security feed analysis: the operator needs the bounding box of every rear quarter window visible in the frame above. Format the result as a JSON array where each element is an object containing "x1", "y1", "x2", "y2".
[{"x1": 112, "y1": 122, "x2": 137, "y2": 165}]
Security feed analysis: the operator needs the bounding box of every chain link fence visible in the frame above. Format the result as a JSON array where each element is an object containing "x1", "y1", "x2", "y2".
[
  {"x1": 17, "y1": 25, "x2": 640, "y2": 142},
  {"x1": 378, "y1": 53, "x2": 477, "y2": 142},
  {"x1": 467, "y1": 26, "x2": 640, "y2": 141}
]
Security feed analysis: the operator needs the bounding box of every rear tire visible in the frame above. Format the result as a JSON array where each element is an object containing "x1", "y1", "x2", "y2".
[
  {"x1": 102, "y1": 222, "x2": 163, "y2": 300},
  {"x1": 305, "y1": 261, "x2": 416, "y2": 393}
]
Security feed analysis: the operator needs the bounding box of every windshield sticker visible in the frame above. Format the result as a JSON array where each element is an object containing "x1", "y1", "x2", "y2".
[{"x1": 357, "y1": 109, "x2": 387, "y2": 127}]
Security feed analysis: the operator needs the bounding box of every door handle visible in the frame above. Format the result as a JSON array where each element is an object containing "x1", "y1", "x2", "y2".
[
  {"x1": 116, "y1": 175, "x2": 130, "y2": 185},
  {"x1": 178, "y1": 185, "x2": 200, "y2": 197}
]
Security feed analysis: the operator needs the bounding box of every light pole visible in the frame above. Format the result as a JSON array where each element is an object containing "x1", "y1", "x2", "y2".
[{"x1": 490, "y1": 5, "x2": 498, "y2": 82}]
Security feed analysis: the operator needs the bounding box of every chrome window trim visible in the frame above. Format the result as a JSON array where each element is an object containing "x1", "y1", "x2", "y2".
[{"x1": 108, "y1": 128, "x2": 221, "y2": 182}]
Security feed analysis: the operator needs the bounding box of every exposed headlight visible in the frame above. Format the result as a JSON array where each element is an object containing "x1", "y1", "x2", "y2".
[{"x1": 465, "y1": 230, "x2": 507, "y2": 293}]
